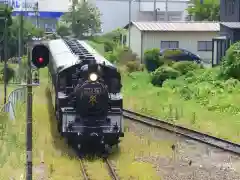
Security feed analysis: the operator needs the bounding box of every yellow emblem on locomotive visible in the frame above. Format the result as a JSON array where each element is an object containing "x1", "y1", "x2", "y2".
[{"x1": 89, "y1": 95, "x2": 97, "y2": 105}]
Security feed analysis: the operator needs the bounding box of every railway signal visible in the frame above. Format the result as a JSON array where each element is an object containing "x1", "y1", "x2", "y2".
[{"x1": 31, "y1": 44, "x2": 49, "y2": 68}]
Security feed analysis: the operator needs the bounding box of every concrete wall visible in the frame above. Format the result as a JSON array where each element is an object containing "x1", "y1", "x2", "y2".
[{"x1": 126, "y1": 25, "x2": 142, "y2": 59}]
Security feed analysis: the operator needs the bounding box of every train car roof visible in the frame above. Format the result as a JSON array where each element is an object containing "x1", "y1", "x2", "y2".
[
  {"x1": 78, "y1": 40, "x2": 116, "y2": 68},
  {"x1": 48, "y1": 39, "x2": 79, "y2": 72}
]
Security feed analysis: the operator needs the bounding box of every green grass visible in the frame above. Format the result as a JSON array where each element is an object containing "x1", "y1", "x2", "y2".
[
  {"x1": 121, "y1": 69, "x2": 240, "y2": 144},
  {"x1": 86, "y1": 40, "x2": 105, "y2": 55},
  {"x1": 0, "y1": 104, "x2": 26, "y2": 179}
]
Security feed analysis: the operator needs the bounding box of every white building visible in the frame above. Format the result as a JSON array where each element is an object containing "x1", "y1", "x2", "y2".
[
  {"x1": 125, "y1": 21, "x2": 220, "y2": 62},
  {"x1": 9, "y1": 0, "x2": 70, "y2": 32},
  {"x1": 92, "y1": 0, "x2": 191, "y2": 33},
  {"x1": 9, "y1": 0, "x2": 191, "y2": 33}
]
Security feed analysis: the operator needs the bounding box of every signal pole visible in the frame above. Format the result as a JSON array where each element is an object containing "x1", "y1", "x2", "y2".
[
  {"x1": 26, "y1": 37, "x2": 33, "y2": 180},
  {"x1": 24, "y1": 40, "x2": 49, "y2": 180}
]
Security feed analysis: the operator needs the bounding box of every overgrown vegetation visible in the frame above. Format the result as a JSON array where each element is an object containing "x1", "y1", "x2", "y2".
[
  {"x1": 118, "y1": 41, "x2": 240, "y2": 143},
  {"x1": 0, "y1": 105, "x2": 26, "y2": 179}
]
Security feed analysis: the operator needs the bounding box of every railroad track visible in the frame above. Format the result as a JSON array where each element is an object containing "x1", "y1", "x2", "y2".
[
  {"x1": 79, "y1": 156, "x2": 119, "y2": 180},
  {"x1": 123, "y1": 109, "x2": 240, "y2": 155},
  {"x1": 79, "y1": 157, "x2": 89, "y2": 180},
  {"x1": 104, "y1": 158, "x2": 119, "y2": 180}
]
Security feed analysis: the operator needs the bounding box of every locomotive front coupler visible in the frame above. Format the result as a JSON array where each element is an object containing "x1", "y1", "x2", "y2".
[{"x1": 67, "y1": 123, "x2": 74, "y2": 132}]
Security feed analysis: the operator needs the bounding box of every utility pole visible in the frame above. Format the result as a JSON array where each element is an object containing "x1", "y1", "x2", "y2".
[
  {"x1": 18, "y1": 0, "x2": 24, "y2": 65},
  {"x1": 26, "y1": 36, "x2": 33, "y2": 180},
  {"x1": 165, "y1": 0, "x2": 168, "y2": 21},
  {"x1": 153, "y1": 0, "x2": 157, "y2": 21},
  {"x1": 72, "y1": 0, "x2": 76, "y2": 35},
  {"x1": 34, "y1": 2, "x2": 39, "y2": 28},
  {"x1": 128, "y1": 0, "x2": 132, "y2": 48},
  {"x1": 3, "y1": 2, "x2": 8, "y2": 104}
]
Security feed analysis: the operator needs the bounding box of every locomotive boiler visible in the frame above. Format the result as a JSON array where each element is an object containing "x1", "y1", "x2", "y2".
[{"x1": 47, "y1": 38, "x2": 124, "y2": 150}]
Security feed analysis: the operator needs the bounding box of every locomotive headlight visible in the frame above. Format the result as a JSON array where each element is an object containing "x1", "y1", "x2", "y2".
[{"x1": 89, "y1": 73, "x2": 98, "y2": 81}]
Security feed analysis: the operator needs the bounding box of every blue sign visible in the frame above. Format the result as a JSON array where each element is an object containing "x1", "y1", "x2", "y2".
[
  {"x1": 8, "y1": 0, "x2": 65, "y2": 19},
  {"x1": 10, "y1": 0, "x2": 21, "y2": 8},
  {"x1": 9, "y1": 0, "x2": 37, "y2": 10},
  {"x1": 12, "y1": 11, "x2": 64, "y2": 18}
]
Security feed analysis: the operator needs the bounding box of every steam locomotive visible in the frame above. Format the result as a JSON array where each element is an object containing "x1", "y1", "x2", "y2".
[{"x1": 47, "y1": 38, "x2": 124, "y2": 150}]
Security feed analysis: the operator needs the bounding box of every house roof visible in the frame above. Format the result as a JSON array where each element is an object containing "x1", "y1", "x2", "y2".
[
  {"x1": 221, "y1": 22, "x2": 240, "y2": 29},
  {"x1": 124, "y1": 21, "x2": 220, "y2": 32}
]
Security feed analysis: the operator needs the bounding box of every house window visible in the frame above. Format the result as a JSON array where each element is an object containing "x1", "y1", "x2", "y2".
[
  {"x1": 161, "y1": 41, "x2": 179, "y2": 49},
  {"x1": 197, "y1": 41, "x2": 212, "y2": 51}
]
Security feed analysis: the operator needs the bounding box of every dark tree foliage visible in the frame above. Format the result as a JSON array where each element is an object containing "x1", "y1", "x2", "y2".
[
  {"x1": 187, "y1": 0, "x2": 220, "y2": 21},
  {"x1": 0, "y1": 17, "x2": 44, "y2": 59},
  {"x1": 60, "y1": 1, "x2": 101, "y2": 38}
]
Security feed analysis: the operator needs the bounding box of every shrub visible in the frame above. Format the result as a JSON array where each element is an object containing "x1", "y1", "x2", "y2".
[
  {"x1": 172, "y1": 61, "x2": 201, "y2": 75},
  {"x1": 144, "y1": 48, "x2": 162, "y2": 72},
  {"x1": 91, "y1": 36, "x2": 116, "y2": 52},
  {"x1": 159, "y1": 56, "x2": 174, "y2": 66},
  {"x1": 151, "y1": 66, "x2": 180, "y2": 86},
  {"x1": 220, "y1": 41, "x2": 240, "y2": 80},
  {"x1": 126, "y1": 61, "x2": 144, "y2": 73},
  {"x1": 0, "y1": 66, "x2": 15, "y2": 84},
  {"x1": 105, "y1": 46, "x2": 139, "y2": 64},
  {"x1": 104, "y1": 40, "x2": 115, "y2": 52},
  {"x1": 104, "y1": 51, "x2": 118, "y2": 63},
  {"x1": 118, "y1": 47, "x2": 139, "y2": 64}
]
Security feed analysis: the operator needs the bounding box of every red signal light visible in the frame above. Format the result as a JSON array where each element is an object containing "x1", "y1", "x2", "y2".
[
  {"x1": 38, "y1": 57, "x2": 43, "y2": 63},
  {"x1": 32, "y1": 44, "x2": 49, "y2": 68}
]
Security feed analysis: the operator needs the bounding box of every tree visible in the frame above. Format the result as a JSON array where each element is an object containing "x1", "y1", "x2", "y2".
[
  {"x1": 5, "y1": 17, "x2": 44, "y2": 58},
  {"x1": 102, "y1": 28, "x2": 127, "y2": 45},
  {"x1": 56, "y1": 23, "x2": 71, "y2": 37},
  {"x1": 187, "y1": 0, "x2": 220, "y2": 21},
  {"x1": 60, "y1": 1, "x2": 102, "y2": 38}
]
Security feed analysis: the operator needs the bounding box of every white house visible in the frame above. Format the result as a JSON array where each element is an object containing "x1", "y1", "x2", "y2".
[{"x1": 125, "y1": 21, "x2": 220, "y2": 62}]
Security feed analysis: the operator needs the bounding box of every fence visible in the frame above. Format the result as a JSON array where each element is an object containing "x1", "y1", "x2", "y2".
[{"x1": 1, "y1": 87, "x2": 26, "y2": 120}]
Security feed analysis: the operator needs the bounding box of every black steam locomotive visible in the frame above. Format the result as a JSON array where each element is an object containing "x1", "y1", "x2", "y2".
[{"x1": 47, "y1": 38, "x2": 124, "y2": 150}]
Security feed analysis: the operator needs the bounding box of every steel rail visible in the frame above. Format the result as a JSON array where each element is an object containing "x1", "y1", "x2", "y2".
[
  {"x1": 104, "y1": 158, "x2": 119, "y2": 180},
  {"x1": 123, "y1": 109, "x2": 240, "y2": 155},
  {"x1": 79, "y1": 157, "x2": 89, "y2": 180}
]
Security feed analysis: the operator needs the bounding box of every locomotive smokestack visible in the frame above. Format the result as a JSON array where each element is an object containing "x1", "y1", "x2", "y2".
[{"x1": 88, "y1": 62, "x2": 98, "y2": 75}]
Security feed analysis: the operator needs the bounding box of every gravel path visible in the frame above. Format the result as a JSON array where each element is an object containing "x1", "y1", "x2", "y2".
[{"x1": 126, "y1": 120, "x2": 240, "y2": 180}]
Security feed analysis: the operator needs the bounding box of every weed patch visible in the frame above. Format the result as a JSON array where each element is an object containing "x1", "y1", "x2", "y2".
[
  {"x1": 122, "y1": 70, "x2": 240, "y2": 143},
  {"x1": 0, "y1": 104, "x2": 26, "y2": 179}
]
